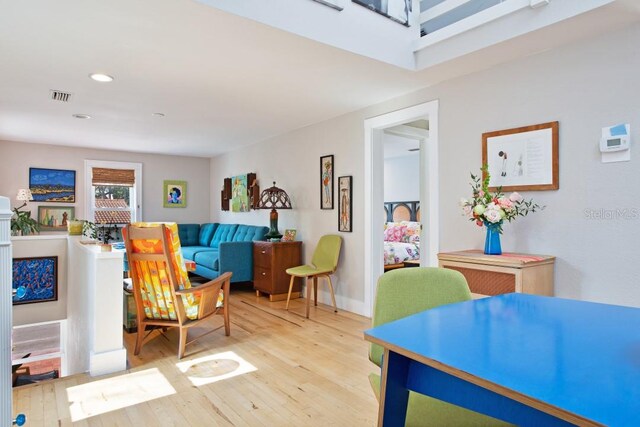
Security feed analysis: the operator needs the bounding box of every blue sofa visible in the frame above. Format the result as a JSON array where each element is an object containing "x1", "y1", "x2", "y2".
[{"x1": 177, "y1": 223, "x2": 268, "y2": 282}]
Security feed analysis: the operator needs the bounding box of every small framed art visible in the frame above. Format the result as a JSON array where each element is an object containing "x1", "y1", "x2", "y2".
[
  {"x1": 282, "y1": 229, "x2": 297, "y2": 242},
  {"x1": 164, "y1": 180, "x2": 187, "y2": 208},
  {"x1": 320, "y1": 155, "x2": 334, "y2": 210},
  {"x1": 338, "y1": 176, "x2": 352, "y2": 232},
  {"x1": 12, "y1": 256, "x2": 58, "y2": 305},
  {"x1": 482, "y1": 121, "x2": 559, "y2": 192},
  {"x1": 38, "y1": 206, "x2": 74, "y2": 231}
]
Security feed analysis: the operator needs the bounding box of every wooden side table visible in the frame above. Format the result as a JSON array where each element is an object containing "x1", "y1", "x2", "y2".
[
  {"x1": 253, "y1": 241, "x2": 302, "y2": 301},
  {"x1": 438, "y1": 250, "x2": 555, "y2": 296}
]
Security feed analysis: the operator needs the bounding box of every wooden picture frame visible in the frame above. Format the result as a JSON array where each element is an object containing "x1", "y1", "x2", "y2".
[
  {"x1": 29, "y1": 167, "x2": 76, "y2": 203},
  {"x1": 12, "y1": 256, "x2": 58, "y2": 305},
  {"x1": 320, "y1": 155, "x2": 334, "y2": 210},
  {"x1": 164, "y1": 180, "x2": 187, "y2": 208},
  {"x1": 37, "y1": 206, "x2": 74, "y2": 231},
  {"x1": 482, "y1": 121, "x2": 559, "y2": 192},
  {"x1": 338, "y1": 176, "x2": 352, "y2": 232}
]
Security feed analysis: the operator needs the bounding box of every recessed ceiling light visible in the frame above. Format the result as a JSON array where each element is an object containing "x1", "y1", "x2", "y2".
[
  {"x1": 72, "y1": 114, "x2": 92, "y2": 119},
  {"x1": 89, "y1": 73, "x2": 114, "y2": 83},
  {"x1": 152, "y1": 112, "x2": 165, "y2": 117}
]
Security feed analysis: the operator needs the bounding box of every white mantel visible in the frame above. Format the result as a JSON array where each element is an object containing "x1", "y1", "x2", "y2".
[{"x1": 67, "y1": 237, "x2": 126, "y2": 376}]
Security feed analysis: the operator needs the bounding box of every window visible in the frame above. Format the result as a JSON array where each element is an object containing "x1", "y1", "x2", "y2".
[{"x1": 84, "y1": 160, "x2": 142, "y2": 227}]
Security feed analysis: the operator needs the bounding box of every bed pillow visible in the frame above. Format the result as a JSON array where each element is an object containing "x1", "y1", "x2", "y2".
[
  {"x1": 400, "y1": 221, "x2": 421, "y2": 244},
  {"x1": 384, "y1": 224, "x2": 407, "y2": 242}
]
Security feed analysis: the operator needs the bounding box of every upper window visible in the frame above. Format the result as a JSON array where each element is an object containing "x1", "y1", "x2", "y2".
[{"x1": 85, "y1": 160, "x2": 142, "y2": 226}]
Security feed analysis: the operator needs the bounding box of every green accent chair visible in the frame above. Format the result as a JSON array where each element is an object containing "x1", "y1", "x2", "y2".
[
  {"x1": 285, "y1": 235, "x2": 342, "y2": 318},
  {"x1": 369, "y1": 267, "x2": 513, "y2": 427}
]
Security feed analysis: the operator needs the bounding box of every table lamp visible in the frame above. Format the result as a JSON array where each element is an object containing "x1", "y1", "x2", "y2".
[
  {"x1": 257, "y1": 182, "x2": 292, "y2": 239},
  {"x1": 15, "y1": 189, "x2": 33, "y2": 210}
]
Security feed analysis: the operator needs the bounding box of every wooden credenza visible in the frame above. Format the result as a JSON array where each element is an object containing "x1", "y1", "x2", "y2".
[
  {"x1": 253, "y1": 241, "x2": 302, "y2": 301},
  {"x1": 438, "y1": 250, "x2": 555, "y2": 296}
]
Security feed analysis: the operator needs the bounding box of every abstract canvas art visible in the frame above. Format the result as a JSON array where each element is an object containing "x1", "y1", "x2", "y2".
[
  {"x1": 231, "y1": 174, "x2": 249, "y2": 212},
  {"x1": 12, "y1": 256, "x2": 58, "y2": 305}
]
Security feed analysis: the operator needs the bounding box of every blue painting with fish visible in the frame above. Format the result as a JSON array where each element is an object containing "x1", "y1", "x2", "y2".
[{"x1": 12, "y1": 257, "x2": 58, "y2": 305}]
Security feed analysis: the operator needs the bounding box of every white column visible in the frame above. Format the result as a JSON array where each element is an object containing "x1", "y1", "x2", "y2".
[
  {"x1": 0, "y1": 197, "x2": 13, "y2": 422},
  {"x1": 67, "y1": 238, "x2": 126, "y2": 376}
]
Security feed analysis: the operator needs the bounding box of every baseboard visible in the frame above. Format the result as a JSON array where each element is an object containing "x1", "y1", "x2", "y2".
[{"x1": 304, "y1": 285, "x2": 367, "y2": 317}]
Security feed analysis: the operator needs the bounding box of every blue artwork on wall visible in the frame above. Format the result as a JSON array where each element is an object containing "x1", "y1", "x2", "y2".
[
  {"x1": 12, "y1": 256, "x2": 58, "y2": 305},
  {"x1": 29, "y1": 167, "x2": 76, "y2": 202}
]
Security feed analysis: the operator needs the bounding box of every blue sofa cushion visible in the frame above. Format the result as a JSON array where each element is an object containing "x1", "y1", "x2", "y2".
[
  {"x1": 199, "y1": 223, "x2": 218, "y2": 246},
  {"x1": 181, "y1": 246, "x2": 217, "y2": 261},
  {"x1": 232, "y1": 225, "x2": 268, "y2": 242},
  {"x1": 178, "y1": 224, "x2": 200, "y2": 247},
  {"x1": 194, "y1": 250, "x2": 220, "y2": 271},
  {"x1": 210, "y1": 224, "x2": 238, "y2": 249}
]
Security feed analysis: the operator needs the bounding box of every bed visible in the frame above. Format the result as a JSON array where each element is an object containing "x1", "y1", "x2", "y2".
[{"x1": 383, "y1": 201, "x2": 421, "y2": 270}]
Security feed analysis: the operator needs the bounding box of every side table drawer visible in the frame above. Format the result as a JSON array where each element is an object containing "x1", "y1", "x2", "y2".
[
  {"x1": 253, "y1": 244, "x2": 272, "y2": 268},
  {"x1": 253, "y1": 265, "x2": 272, "y2": 292}
]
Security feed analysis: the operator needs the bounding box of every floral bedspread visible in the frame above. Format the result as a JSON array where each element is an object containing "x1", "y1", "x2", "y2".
[{"x1": 384, "y1": 241, "x2": 420, "y2": 265}]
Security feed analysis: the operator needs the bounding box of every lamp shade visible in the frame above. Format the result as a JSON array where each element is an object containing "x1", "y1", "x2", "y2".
[
  {"x1": 256, "y1": 182, "x2": 291, "y2": 239},
  {"x1": 257, "y1": 182, "x2": 292, "y2": 210},
  {"x1": 16, "y1": 189, "x2": 33, "y2": 202}
]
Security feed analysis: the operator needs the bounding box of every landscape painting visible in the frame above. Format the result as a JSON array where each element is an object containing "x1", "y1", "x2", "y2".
[
  {"x1": 12, "y1": 256, "x2": 58, "y2": 305},
  {"x1": 29, "y1": 168, "x2": 76, "y2": 202}
]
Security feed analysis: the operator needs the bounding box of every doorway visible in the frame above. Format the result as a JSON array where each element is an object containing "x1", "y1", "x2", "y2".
[{"x1": 363, "y1": 101, "x2": 439, "y2": 317}]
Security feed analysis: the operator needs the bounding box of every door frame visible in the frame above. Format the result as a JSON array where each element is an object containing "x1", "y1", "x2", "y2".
[{"x1": 363, "y1": 100, "x2": 439, "y2": 317}]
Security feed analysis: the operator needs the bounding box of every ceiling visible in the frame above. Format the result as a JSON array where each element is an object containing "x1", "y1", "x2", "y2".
[{"x1": 1, "y1": 0, "x2": 639, "y2": 158}]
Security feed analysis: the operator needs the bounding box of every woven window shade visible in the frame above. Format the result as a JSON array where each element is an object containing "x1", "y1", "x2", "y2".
[{"x1": 92, "y1": 168, "x2": 135, "y2": 186}]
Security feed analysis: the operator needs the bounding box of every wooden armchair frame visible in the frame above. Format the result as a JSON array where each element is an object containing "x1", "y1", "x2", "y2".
[{"x1": 124, "y1": 224, "x2": 231, "y2": 359}]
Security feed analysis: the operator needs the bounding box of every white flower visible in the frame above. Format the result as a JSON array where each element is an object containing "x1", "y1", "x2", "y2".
[
  {"x1": 484, "y1": 203, "x2": 504, "y2": 223},
  {"x1": 509, "y1": 192, "x2": 523, "y2": 203},
  {"x1": 459, "y1": 197, "x2": 468, "y2": 207},
  {"x1": 463, "y1": 205, "x2": 473, "y2": 217},
  {"x1": 473, "y1": 205, "x2": 485, "y2": 215}
]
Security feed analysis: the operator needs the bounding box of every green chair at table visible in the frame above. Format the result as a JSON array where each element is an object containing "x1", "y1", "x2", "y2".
[
  {"x1": 369, "y1": 267, "x2": 513, "y2": 427},
  {"x1": 285, "y1": 235, "x2": 342, "y2": 318}
]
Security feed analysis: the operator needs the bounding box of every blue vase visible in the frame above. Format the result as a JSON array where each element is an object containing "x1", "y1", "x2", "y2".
[{"x1": 484, "y1": 222, "x2": 502, "y2": 255}]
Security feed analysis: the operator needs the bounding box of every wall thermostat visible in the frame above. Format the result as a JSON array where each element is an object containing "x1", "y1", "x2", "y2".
[{"x1": 600, "y1": 135, "x2": 630, "y2": 152}]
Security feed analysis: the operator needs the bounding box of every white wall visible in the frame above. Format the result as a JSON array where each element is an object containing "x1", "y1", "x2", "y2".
[
  {"x1": 212, "y1": 23, "x2": 640, "y2": 310},
  {"x1": 11, "y1": 236, "x2": 68, "y2": 326},
  {"x1": 0, "y1": 140, "x2": 211, "y2": 224},
  {"x1": 384, "y1": 154, "x2": 420, "y2": 202}
]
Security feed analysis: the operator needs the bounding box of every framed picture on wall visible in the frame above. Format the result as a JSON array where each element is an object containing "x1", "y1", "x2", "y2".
[
  {"x1": 320, "y1": 155, "x2": 334, "y2": 210},
  {"x1": 12, "y1": 256, "x2": 58, "y2": 305},
  {"x1": 164, "y1": 180, "x2": 187, "y2": 208},
  {"x1": 482, "y1": 121, "x2": 559, "y2": 192},
  {"x1": 29, "y1": 167, "x2": 76, "y2": 202},
  {"x1": 338, "y1": 176, "x2": 352, "y2": 232},
  {"x1": 38, "y1": 206, "x2": 74, "y2": 231}
]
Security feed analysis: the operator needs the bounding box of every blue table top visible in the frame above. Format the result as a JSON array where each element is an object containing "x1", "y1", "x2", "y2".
[{"x1": 365, "y1": 293, "x2": 640, "y2": 426}]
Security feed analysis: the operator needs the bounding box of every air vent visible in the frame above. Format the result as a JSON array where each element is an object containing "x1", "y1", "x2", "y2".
[{"x1": 50, "y1": 90, "x2": 73, "y2": 102}]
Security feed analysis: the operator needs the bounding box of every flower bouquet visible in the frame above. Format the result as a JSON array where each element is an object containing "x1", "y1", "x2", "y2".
[{"x1": 460, "y1": 166, "x2": 544, "y2": 254}]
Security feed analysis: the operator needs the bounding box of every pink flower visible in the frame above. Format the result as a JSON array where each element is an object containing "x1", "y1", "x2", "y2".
[
  {"x1": 497, "y1": 197, "x2": 514, "y2": 210},
  {"x1": 509, "y1": 192, "x2": 523, "y2": 203},
  {"x1": 476, "y1": 219, "x2": 483, "y2": 227},
  {"x1": 478, "y1": 190, "x2": 485, "y2": 198},
  {"x1": 463, "y1": 205, "x2": 473, "y2": 217}
]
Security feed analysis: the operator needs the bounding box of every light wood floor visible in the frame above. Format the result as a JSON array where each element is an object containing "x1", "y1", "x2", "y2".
[{"x1": 12, "y1": 285, "x2": 378, "y2": 426}]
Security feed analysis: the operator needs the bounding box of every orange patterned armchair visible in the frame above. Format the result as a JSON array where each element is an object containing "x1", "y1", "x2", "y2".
[{"x1": 124, "y1": 222, "x2": 231, "y2": 359}]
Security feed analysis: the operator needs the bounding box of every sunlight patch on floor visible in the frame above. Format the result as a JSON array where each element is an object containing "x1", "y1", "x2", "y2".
[
  {"x1": 175, "y1": 350, "x2": 257, "y2": 386},
  {"x1": 66, "y1": 368, "x2": 175, "y2": 421}
]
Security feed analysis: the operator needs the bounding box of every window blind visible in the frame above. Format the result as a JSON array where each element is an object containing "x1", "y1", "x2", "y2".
[{"x1": 92, "y1": 168, "x2": 135, "y2": 186}]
